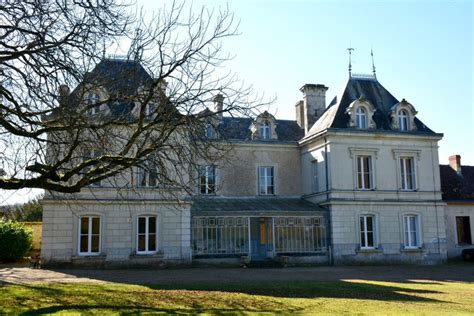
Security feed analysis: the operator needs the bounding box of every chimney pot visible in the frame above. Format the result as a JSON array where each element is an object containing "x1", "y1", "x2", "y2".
[{"x1": 449, "y1": 154, "x2": 462, "y2": 175}]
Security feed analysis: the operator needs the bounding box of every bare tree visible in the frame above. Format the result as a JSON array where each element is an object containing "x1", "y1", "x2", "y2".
[{"x1": 0, "y1": 0, "x2": 263, "y2": 195}]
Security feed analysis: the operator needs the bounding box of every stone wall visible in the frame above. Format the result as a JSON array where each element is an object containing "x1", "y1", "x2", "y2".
[{"x1": 41, "y1": 200, "x2": 191, "y2": 267}]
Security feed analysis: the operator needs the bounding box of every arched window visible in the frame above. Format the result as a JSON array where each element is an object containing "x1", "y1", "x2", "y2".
[
  {"x1": 355, "y1": 107, "x2": 367, "y2": 129},
  {"x1": 260, "y1": 121, "x2": 271, "y2": 139},
  {"x1": 398, "y1": 109, "x2": 409, "y2": 131},
  {"x1": 87, "y1": 92, "x2": 101, "y2": 115}
]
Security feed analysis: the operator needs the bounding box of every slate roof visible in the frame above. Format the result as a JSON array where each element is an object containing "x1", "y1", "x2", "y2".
[
  {"x1": 305, "y1": 76, "x2": 437, "y2": 138},
  {"x1": 81, "y1": 58, "x2": 154, "y2": 96},
  {"x1": 191, "y1": 197, "x2": 327, "y2": 214},
  {"x1": 219, "y1": 117, "x2": 304, "y2": 142},
  {"x1": 440, "y1": 165, "x2": 474, "y2": 201}
]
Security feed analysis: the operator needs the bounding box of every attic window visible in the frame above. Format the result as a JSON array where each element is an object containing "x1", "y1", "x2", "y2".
[
  {"x1": 260, "y1": 121, "x2": 271, "y2": 139},
  {"x1": 86, "y1": 92, "x2": 101, "y2": 115},
  {"x1": 356, "y1": 107, "x2": 367, "y2": 129},
  {"x1": 399, "y1": 110, "x2": 409, "y2": 131}
]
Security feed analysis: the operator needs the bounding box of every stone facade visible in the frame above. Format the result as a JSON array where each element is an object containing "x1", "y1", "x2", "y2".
[{"x1": 42, "y1": 60, "x2": 462, "y2": 266}]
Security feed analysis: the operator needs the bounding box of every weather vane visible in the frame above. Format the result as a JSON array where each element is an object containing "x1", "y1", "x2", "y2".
[
  {"x1": 371, "y1": 49, "x2": 377, "y2": 79},
  {"x1": 347, "y1": 48, "x2": 354, "y2": 77}
]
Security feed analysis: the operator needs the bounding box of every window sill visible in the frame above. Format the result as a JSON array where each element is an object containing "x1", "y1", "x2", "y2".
[
  {"x1": 400, "y1": 248, "x2": 423, "y2": 253},
  {"x1": 129, "y1": 252, "x2": 163, "y2": 258},
  {"x1": 72, "y1": 254, "x2": 106, "y2": 260},
  {"x1": 356, "y1": 248, "x2": 382, "y2": 254}
]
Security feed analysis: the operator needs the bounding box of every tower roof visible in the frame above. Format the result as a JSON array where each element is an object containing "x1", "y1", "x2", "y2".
[{"x1": 304, "y1": 76, "x2": 438, "y2": 139}]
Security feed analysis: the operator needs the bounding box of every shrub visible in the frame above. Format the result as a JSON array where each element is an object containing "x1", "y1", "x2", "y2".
[{"x1": 0, "y1": 221, "x2": 33, "y2": 260}]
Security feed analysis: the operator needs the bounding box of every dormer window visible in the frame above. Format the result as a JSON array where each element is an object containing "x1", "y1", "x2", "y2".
[
  {"x1": 346, "y1": 98, "x2": 376, "y2": 129},
  {"x1": 204, "y1": 123, "x2": 215, "y2": 139},
  {"x1": 87, "y1": 92, "x2": 100, "y2": 115},
  {"x1": 145, "y1": 103, "x2": 153, "y2": 116},
  {"x1": 398, "y1": 110, "x2": 409, "y2": 131},
  {"x1": 250, "y1": 111, "x2": 277, "y2": 140},
  {"x1": 356, "y1": 107, "x2": 367, "y2": 129},
  {"x1": 260, "y1": 121, "x2": 271, "y2": 139},
  {"x1": 390, "y1": 99, "x2": 418, "y2": 132}
]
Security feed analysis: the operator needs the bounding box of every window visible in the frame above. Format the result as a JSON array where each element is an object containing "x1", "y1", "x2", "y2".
[
  {"x1": 403, "y1": 215, "x2": 420, "y2": 248},
  {"x1": 138, "y1": 159, "x2": 158, "y2": 187},
  {"x1": 456, "y1": 216, "x2": 472, "y2": 245},
  {"x1": 400, "y1": 157, "x2": 416, "y2": 190},
  {"x1": 258, "y1": 167, "x2": 275, "y2": 195},
  {"x1": 79, "y1": 216, "x2": 100, "y2": 255},
  {"x1": 360, "y1": 215, "x2": 375, "y2": 248},
  {"x1": 192, "y1": 216, "x2": 249, "y2": 255},
  {"x1": 311, "y1": 160, "x2": 319, "y2": 193},
  {"x1": 199, "y1": 165, "x2": 216, "y2": 195},
  {"x1": 145, "y1": 103, "x2": 153, "y2": 116},
  {"x1": 260, "y1": 121, "x2": 271, "y2": 139},
  {"x1": 87, "y1": 150, "x2": 102, "y2": 187},
  {"x1": 87, "y1": 93, "x2": 100, "y2": 115},
  {"x1": 356, "y1": 156, "x2": 372, "y2": 190},
  {"x1": 399, "y1": 109, "x2": 409, "y2": 131},
  {"x1": 204, "y1": 123, "x2": 215, "y2": 139},
  {"x1": 137, "y1": 216, "x2": 157, "y2": 254},
  {"x1": 356, "y1": 107, "x2": 367, "y2": 129},
  {"x1": 258, "y1": 166, "x2": 274, "y2": 195}
]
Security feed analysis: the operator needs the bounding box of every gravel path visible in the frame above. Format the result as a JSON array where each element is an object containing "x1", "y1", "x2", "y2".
[{"x1": 1, "y1": 263, "x2": 473, "y2": 285}]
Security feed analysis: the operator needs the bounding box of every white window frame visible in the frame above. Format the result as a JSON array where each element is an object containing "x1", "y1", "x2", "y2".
[
  {"x1": 199, "y1": 165, "x2": 216, "y2": 195},
  {"x1": 145, "y1": 103, "x2": 153, "y2": 116},
  {"x1": 204, "y1": 123, "x2": 215, "y2": 139},
  {"x1": 136, "y1": 215, "x2": 158, "y2": 255},
  {"x1": 87, "y1": 92, "x2": 101, "y2": 115},
  {"x1": 137, "y1": 159, "x2": 158, "y2": 188},
  {"x1": 398, "y1": 109, "x2": 409, "y2": 131},
  {"x1": 258, "y1": 166, "x2": 275, "y2": 195},
  {"x1": 349, "y1": 148, "x2": 378, "y2": 191},
  {"x1": 356, "y1": 155, "x2": 373, "y2": 190},
  {"x1": 359, "y1": 214, "x2": 376, "y2": 249},
  {"x1": 78, "y1": 216, "x2": 101, "y2": 256},
  {"x1": 403, "y1": 214, "x2": 421, "y2": 249},
  {"x1": 260, "y1": 121, "x2": 271, "y2": 140},
  {"x1": 400, "y1": 156, "x2": 416, "y2": 191},
  {"x1": 355, "y1": 107, "x2": 367, "y2": 129},
  {"x1": 311, "y1": 160, "x2": 319, "y2": 193}
]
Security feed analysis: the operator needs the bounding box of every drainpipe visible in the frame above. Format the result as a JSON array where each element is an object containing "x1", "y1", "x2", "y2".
[
  {"x1": 430, "y1": 141, "x2": 442, "y2": 257},
  {"x1": 323, "y1": 136, "x2": 334, "y2": 265}
]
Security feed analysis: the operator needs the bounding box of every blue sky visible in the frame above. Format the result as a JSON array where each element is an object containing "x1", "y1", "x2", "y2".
[
  {"x1": 210, "y1": 0, "x2": 472, "y2": 165},
  {"x1": 1, "y1": 0, "x2": 472, "y2": 205}
]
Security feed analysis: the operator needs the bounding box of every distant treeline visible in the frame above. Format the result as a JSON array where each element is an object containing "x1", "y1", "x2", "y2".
[{"x1": 1, "y1": 199, "x2": 43, "y2": 222}]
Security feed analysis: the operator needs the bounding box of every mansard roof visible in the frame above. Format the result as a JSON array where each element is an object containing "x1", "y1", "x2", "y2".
[
  {"x1": 219, "y1": 117, "x2": 304, "y2": 142},
  {"x1": 440, "y1": 165, "x2": 474, "y2": 201},
  {"x1": 305, "y1": 75, "x2": 437, "y2": 138},
  {"x1": 81, "y1": 58, "x2": 154, "y2": 96}
]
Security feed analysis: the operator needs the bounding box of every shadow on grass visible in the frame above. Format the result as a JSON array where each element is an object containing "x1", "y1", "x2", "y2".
[
  {"x1": 1, "y1": 280, "x2": 448, "y2": 315},
  {"x1": 147, "y1": 280, "x2": 442, "y2": 302},
  {"x1": 21, "y1": 305, "x2": 261, "y2": 315}
]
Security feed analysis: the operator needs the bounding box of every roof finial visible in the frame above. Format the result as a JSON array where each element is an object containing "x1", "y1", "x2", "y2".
[
  {"x1": 371, "y1": 49, "x2": 377, "y2": 79},
  {"x1": 347, "y1": 48, "x2": 354, "y2": 77}
]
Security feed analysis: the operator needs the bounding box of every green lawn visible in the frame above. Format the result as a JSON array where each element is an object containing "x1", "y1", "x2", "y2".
[{"x1": 1, "y1": 279, "x2": 473, "y2": 315}]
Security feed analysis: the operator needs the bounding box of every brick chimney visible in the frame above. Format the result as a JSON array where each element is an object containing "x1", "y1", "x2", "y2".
[
  {"x1": 449, "y1": 154, "x2": 462, "y2": 175},
  {"x1": 299, "y1": 84, "x2": 328, "y2": 133},
  {"x1": 295, "y1": 100, "x2": 304, "y2": 129},
  {"x1": 213, "y1": 94, "x2": 224, "y2": 119}
]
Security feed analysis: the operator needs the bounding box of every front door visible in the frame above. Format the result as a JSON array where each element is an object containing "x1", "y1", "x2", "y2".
[{"x1": 250, "y1": 217, "x2": 273, "y2": 260}]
